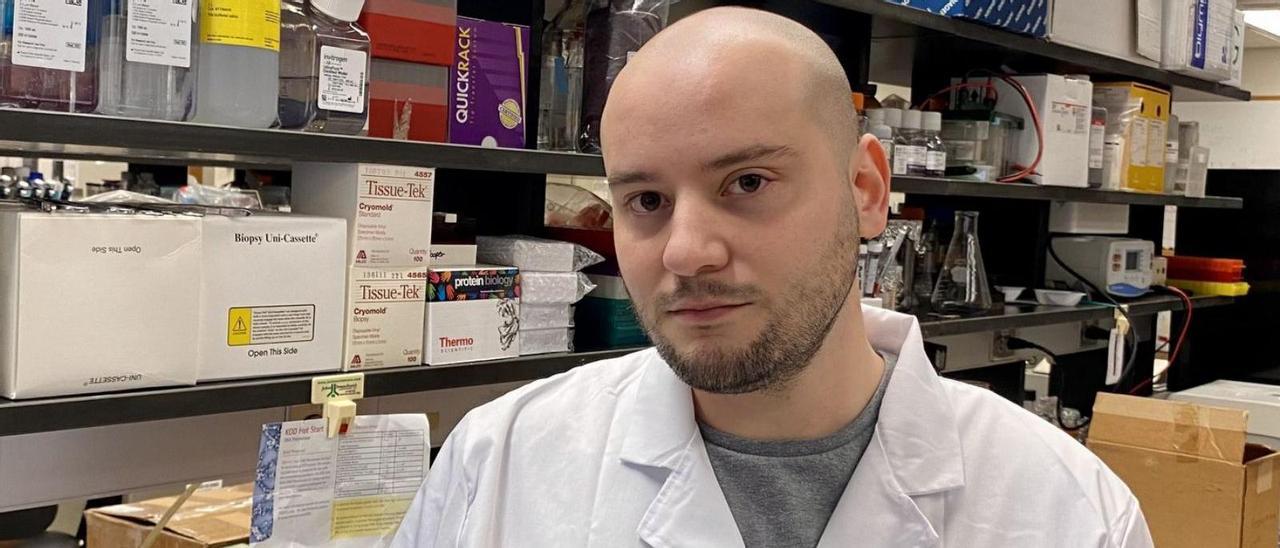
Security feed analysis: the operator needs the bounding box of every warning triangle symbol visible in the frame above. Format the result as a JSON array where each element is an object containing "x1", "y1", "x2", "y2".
[
  {"x1": 356, "y1": 250, "x2": 368, "y2": 262},
  {"x1": 233, "y1": 317, "x2": 246, "y2": 331},
  {"x1": 351, "y1": 355, "x2": 362, "y2": 365}
]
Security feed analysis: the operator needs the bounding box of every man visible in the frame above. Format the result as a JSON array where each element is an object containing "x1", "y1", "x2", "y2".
[{"x1": 394, "y1": 7, "x2": 1153, "y2": 547}]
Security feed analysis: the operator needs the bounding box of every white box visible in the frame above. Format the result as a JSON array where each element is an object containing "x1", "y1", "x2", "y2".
[
  {"x1": 1048, "y1": 202, "x2": 1131, "y2": 235},
  {"x1": 1163, "y1": 0, "x2": 1236, "y2": 81},
  {"x1": 1225, "y1": 9, "x2": 1245, "y2": 87},
  {"x1": 1171, "y1": 380, "x2": 1280, "y2": 447},
  {"x1": 199, "y1": 214, "x2": 347, "y2": 381},
  {"x1": 1049, "y1": 0, "x2": 1163, "y2": 65},
  {"x1": 423, "y1": 266, "x2": 520, "y2": 365},
  {"x1": 0, "y1": 211, "x2": 201, "y2": 399},
  {"x1": 477, "y1": 235, "x2": 597, "y2": 272},
  {"x1": 291, "y1": 163, "x2": 435, "y2": 267},
  {"x1": 344, "y1": 266, "x2": 428, "y2": 371},
  {"x1": 992, "y1": 74, "x2": 1092, "y2": 188},
  {"x1": 429, "y1": 244, "x2": 477, "y2": 267}
]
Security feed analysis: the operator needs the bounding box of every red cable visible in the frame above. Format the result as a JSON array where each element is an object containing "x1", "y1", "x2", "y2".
[
  {"x1": 996, "y1": 76, "x2": 1044, "y2": 183},
  {"x1": 1130, "y1": 287, "x2": 1193, "y2": 395}
]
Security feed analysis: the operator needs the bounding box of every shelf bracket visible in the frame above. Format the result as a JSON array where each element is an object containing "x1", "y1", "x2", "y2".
[{"x1": 311, "y1": 373, "x2": 365, "y2": 438}]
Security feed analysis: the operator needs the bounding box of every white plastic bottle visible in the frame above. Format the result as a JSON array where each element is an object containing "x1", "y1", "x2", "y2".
[{"x1": 191, "y1": 0, "x2": 280, "y2": 127}]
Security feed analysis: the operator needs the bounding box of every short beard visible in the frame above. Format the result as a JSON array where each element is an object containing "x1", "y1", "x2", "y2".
[{"x1": 634, "y1": 213, "x2": 860, "y2": 395}]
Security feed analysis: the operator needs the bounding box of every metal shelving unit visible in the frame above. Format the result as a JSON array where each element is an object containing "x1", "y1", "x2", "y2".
[
  {"x1": 892, "y1": 177, "x2": 1244, "y2": 209},
  {"x1": 821, "y1": 0, "x2": 1251, "y2": 102},
  {"x1": 0, "y1": 294, "x2": 1231, "y2": 437}
]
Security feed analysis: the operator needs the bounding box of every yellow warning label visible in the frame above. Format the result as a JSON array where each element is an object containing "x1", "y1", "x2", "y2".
[
  {"x1": 227, "y1": 305, "x2": 315, "y2": 347},
  {"x1": 228, "y1": 308, "x2": 253, "y2": 346},
  {"x1": 200, "y1": 0, "x2": 281, "y2": 52}
]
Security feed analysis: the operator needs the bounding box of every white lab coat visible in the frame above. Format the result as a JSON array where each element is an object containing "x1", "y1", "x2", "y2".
[{"x1": 392, "y1": 306, "x2": 1154, "y2": 547}]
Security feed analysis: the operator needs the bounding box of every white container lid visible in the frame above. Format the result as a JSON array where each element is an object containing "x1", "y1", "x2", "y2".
[
  {"x1": 922, "y1": 111, "x2": 942, "y2": 132},
  {"x1": 882, "y1": 108, "x2": 903, "y2": 128},
  {"x1": 901, "y1": 109, "x2": 922, "y2": 130},
  {"x1": 866, "y1": 108, "x2": 885, "y2": 125},
  {"x1": 870, "y1": 124, "x2": 893, "y2": 141},
  {"x1": 311, "y1": 0, "x2": 365, "y2": 22}
]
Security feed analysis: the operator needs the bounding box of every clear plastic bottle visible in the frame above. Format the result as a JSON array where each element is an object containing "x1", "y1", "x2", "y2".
[
  {"x1": 0, "y1": 0, "x2": 103, "y2": 112},
  {"x1": 899, "y1": 110, "x2": 926, "y2": 177},
  {"x1": 931, "y1": 211, "x2": 992, "y2": 315},
  {"x1": 278, "y1": 0, "x2": 369, "y2": 134},
  {"x1": 191, "y1": 0, "x2": 280, "y2": 127},
  {"x1": 922, "y1": 111, "x2": 947, "y2": 177},
  {"x1": 97, "y1": 0, "x2": 196, "y2": 120}
]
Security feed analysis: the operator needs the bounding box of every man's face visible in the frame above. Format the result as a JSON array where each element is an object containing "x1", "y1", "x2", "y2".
[{"x1": 602, "y1": 61, "x2": 862, "y2": 394}]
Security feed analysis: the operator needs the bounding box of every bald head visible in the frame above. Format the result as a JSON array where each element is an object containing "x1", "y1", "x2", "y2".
[{"x1": 602, "y1": 7, "x2": 858, "y2": 163}]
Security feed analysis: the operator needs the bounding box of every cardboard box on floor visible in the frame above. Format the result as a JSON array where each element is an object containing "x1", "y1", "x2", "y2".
[
  {"x1": 1087, "y1": 393, "x2": 1280, "y2": 548},
  {"x1": 85, "y1": 483, "x2": 252, "y2": 548}
]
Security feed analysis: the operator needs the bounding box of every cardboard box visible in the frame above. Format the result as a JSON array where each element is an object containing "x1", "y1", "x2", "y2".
[
  {"x1": 429, "y1": 243, "x2": 477, "y2": 266},
  {"x1": 1163, "y1": 0, "x2": 1236, "y2": 81},
  {"x1": 344, "y1": 266, "x2": 429, "y2": 370},
  {"x1": 423, "y1": 266, "x2": 520, "y2": 365},
  {"x1": 1226, "y1": 9, "x2": 1245, "y2": 87},
  {"x1": 199, "y1": 214, "x2": 346, "y2": 381},
  {"x1": 984, "y1": 74, "x2": 1092, "y2": 187},
  {"x1": 1049, "y1": 0, "x2": 1162, "y2": 65},
  {"x1": 448, "y1": 17, "x2": 529, "y2": 148},
  {"x1": 359, "y1": 0, "x2": 456, "y2": 65},
  {"x1": 86, "y1": 483, "x2": 252, "y2": 548},
  {"x1": 0, "y1": 211, "x2": 201, "y2": 399},
  {"x1": 1088, "y1": 393, "x2": 1280, "y2": 548},
  {"x1": 1172, "y1": 380, "x2": 1280, "y2": 448},
  {"x1": 1093, "y1": 83, "x2": 1172, "y2": 194},
  {"x1": 368, "y1": 59, "x2": 449, "y2": 142},
  {"x1": 291, "y1": 162, "x2": 435, "y2": 267},
  {"x1": 893, "y1": 0, "x2": 1050, "y2": 37}
]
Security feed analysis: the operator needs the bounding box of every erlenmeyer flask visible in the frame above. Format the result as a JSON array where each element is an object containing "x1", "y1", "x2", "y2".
[{"x1": 931, "y1": 211, "x2": 993, "y2": 314}]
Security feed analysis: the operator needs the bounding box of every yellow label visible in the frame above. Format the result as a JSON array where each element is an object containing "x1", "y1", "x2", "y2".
[
  {"x1": 200, "y1": 0, "x2": 281, "y2": 52},
  {"x1": 331, "y1": 496, "x2": 412, "y2": 539},
  {"x1": 311, "y1": 373, "x2": 365, "y2": 404},
  {"x1": 227, "y1": 307, "x2": 252, "y2": 346}
]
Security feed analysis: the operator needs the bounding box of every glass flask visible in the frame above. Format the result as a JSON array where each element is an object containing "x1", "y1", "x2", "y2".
[{"x1": 931, "y1": 211, "x2": 992, "y2": 314}]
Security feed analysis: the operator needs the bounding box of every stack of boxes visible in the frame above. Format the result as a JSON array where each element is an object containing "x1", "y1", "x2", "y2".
[
  {"x1": 477, "y1": 236, "x2": 602, "y2": 355},
  {"x1": 291, "y1": 162, "x2": 436, "y2": 371},
  {"x1": 1093, "y1": 82, "x2": 1172, "y2": 194},
  {"x1": 361, "y1": 0, "x2": 457, "y2": 142}
]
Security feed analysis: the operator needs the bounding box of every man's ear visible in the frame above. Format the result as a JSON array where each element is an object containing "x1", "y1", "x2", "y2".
[{"x1": 851, "y1": 133, "x2": 891, "y2": 239}]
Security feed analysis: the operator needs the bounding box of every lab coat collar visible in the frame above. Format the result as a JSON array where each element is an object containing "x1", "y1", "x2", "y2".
[{"x1": 617, "y1": 305, "x2": 966, "y2": 495}]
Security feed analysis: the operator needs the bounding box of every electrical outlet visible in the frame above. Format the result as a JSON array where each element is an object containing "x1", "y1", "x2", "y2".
[{"x1": 992, "y1": 329, "x2": 1014, "y2": 359}]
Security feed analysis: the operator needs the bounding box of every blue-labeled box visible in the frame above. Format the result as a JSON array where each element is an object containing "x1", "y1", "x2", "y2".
[{"x1": 888, "y1": 0, "x2": 1051, "y2": 38}]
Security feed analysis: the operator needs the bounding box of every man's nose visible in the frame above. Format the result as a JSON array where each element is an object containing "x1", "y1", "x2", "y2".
[{"x1": 661, "y1": 198, "x2": 730, "y2": 277}]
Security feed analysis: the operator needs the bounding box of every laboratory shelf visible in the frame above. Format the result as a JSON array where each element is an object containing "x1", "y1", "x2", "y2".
[
  {"x1": 819, "y1": 0, "x2": 1250, "y2": 102},
  {"x1": 918, "y1": 294, "x2": 1235, "y2": 338},
  {"x1": 0, "y1": 109, "x2": 607, "y2": 175},
  {"x1": 892, "y1": 176, "x2": 1244, "y2": 209},
  {"x1": 0, "y1": 295, "x2": 1234, "y2": 437},
  {"x1": 0, "y1": 348, "x2": 639, "y2": 437}
]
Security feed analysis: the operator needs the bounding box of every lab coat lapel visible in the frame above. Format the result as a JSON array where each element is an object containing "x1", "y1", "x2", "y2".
[
  {"x1": 617, "y1": 352, "x2": 744, "y2": 548},
  {"x1": 820, "y1": 307, "x2": 966, "y2": 547}
]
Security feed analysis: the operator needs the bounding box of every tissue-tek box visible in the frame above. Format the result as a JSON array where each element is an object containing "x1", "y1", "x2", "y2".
[
  {"x1": 199, "y1": 214, "x2": 347, "y2": 381},
  {"x1": 423, "y1": 265, "x2": 520, "y2": 365},
  {"x1": 448, "y1": 17, "x2": 529, "y2": 148},
  {"x1": 291, "y1": 163, "x2": 435, "y2": 267},
  {"x1": 0, "y1": 211, "x2": 201, "y2": 399},
  {"x1": 344, "y1": 266, "x2": 429, "y2": 371}
]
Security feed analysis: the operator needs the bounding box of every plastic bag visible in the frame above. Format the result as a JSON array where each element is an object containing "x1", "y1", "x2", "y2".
[
  {"x1": 477, "y1": 235, "x2": 605, "y2": 272},
  {"x1": 175, "y1": 183, "x2": 263, "y2": 209},
  {"x1": 579, "y1": 0, "x2": 671, "y2": 152},
  {"x1": 79, "y1": 189, "x2": 176, "y2": 204},
  {"x1": 521, "y1": 271, "x2": 597, "y2": 304},
  {"x1": 520, "y1": 303, "x2": 575, "y2": 330},
  {"x1": 520, "y1": 327, "x2": 574, "y2": 355}
]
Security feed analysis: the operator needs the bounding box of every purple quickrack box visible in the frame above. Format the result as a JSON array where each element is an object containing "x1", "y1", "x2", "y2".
[{"x1": 448, "y1": 17, "x2": 530, "y2": 148}]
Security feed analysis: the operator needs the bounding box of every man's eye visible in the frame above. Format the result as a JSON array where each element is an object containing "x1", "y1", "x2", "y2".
[
  {"x1": 724, "y1": 174, "x2": 770, "y2": 195},
  {"x1": 626, "y1": 191, "x2": 668, "y2": 214}
]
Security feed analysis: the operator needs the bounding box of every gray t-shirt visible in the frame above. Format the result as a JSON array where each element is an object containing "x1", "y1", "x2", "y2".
[{"x1": 699, "y1": 354, "x2": 896, "y2": 548}]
